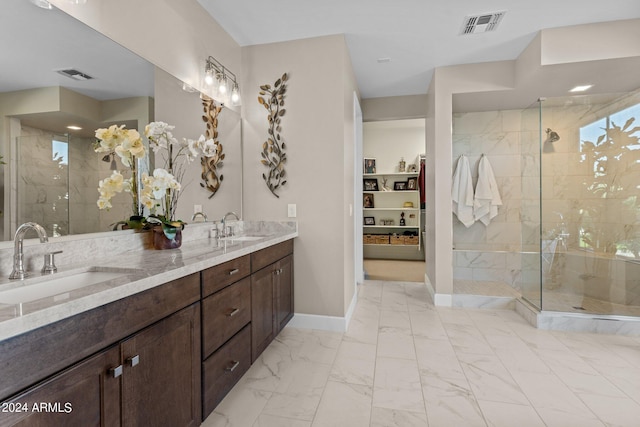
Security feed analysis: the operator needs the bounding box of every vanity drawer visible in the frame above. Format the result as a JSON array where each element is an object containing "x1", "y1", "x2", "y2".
[
  {"x1": 251, "y1": 239, "x2": 293, "y2": 272},
  {"x1": 202, "y1": 255, "x2": 250, "y2": 297},
  {"x1": 202, "y1": 324, "x2": 251, "y2": 418},
  {"x1": 202, "y1": 277, "x2": 251, "y2": 358}
]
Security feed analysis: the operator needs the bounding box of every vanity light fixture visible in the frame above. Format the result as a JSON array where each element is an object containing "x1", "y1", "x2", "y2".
[
  {"x1": 204, "y1": 56, "x2": 241, "y2": 106},
  {"x1": 569, "y1": 84, "x2": 593, "y2": 93}
]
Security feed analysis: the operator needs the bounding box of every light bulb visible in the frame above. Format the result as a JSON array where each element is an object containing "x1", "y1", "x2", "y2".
[
  {"x1": 218, "y1": 75, "x2": 228, "y2": 94},
  {"x1": 231, "y1": 84, "x2": 241, "y2": 106},
  {"x1": 204, "y1": 69, "x2": 214, "y2": 86}
]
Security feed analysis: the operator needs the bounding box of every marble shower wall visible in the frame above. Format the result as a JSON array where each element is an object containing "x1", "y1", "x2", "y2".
[
  {"x1": 452, "y1": 93, "x2": 640, "y2": 256},
  {"x1": 17, "y1": 126, "x2": 129, "y2": 236}
]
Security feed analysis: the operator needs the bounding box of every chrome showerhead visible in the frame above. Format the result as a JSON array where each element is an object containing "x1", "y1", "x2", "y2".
[
  {"x1": 545, "y1": 128, "x2": 560, "y2": 143},
  {"x1": 543, "y1": 128, "x2": 560, "y2": 153}
]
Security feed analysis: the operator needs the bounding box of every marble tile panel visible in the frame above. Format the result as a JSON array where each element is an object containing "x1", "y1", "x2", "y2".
[
  {"x1": 373, "y1": 357, "x2": 424, "y2": 413},
  {"x1": 414, "y1": 336, "x2": 466, "y2": 380},
  {"x1": 511, "y1": 371, "x2": 603, "y2": 427},
  {"x1": 202, "y1": 387, "x2": 272, "y2": 427},
  {"x1": 577, "y1": 393, "x2": 640, "y2": 427},
  {"x1": 409, "y1": 310, "x2": 449, "y2": 340},
  {"x1": 477, "y1": 400, "x2": 546, "y2": 427},
  {"x1": 310, "y1": 381, "x2": 372, "y2": 427},
  {"x1": 453, "y1": 111, "x2": 502, "y2": 135},
  {"x1": 379, "y1": 309, "x2": 411, "y2": 330},
  {"x1": 276, "y1": 328, "x2": 342, "y2": 365},
  {"x1": 329, "y1": 341, "x2": 376, "y2": 387},
  {"x1": 457, "y1": 352, "x2": 529, "y2": 405},
  {"x1": 443, "y1": 322, "x2": 495, "y2": 355},
  {"x1": 377, "y1": 327, "x2": 416, "y2": 360},
  {"x1": 253, "y1": 415, "x2": 311, "y2": 427},
  {"x1": 421, "y1": 374, "x2": 486, "y2": 427},
  {"x1": 484, "y1": 335, "x2": 551, "y2": 375},
  {"x1": 369, "y1": 407, "x2": 428, "y2": 427}
]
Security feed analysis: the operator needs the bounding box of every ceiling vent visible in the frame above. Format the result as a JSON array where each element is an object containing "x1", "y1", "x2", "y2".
[
  {"x1": 55, "y1": 68, "x2": 94, "y2": 81},
  {"x1": 460, "y1": 11, "x2": 505, "y2": 35}
]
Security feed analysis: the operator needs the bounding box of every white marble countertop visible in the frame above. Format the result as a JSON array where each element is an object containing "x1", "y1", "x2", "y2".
[{"x1": 0, "y1": 222, "x2": 297, "y2": 342}]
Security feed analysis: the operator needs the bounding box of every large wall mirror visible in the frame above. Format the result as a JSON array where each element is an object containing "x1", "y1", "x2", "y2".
[{"x1": 0, "y1": 0, "x2": 242, "y2": 242}]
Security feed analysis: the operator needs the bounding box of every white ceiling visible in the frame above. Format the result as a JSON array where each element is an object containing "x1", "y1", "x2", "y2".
[{"x1": 197, "y1": 0, "x2": 640, "y2": 105}]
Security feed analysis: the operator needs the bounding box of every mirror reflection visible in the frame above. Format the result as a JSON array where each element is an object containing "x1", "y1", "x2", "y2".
[{"x1": 1, "y1": 0, "x2": 241, "y2": 241}]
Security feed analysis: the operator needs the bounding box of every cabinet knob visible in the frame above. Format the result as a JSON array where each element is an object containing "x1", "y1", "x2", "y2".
[
  {"x1": 228, "y1": 268, "x2": 240, "y2": 276},
  {"x1": 126, "y1": 355, "x2": 140, "y2": 367},
  {"x1": 224, "y1": 360, "x2": 240, "y2": 373},
  {"x1": 109, "y1": 365, "x2": 123, "y2": 378},
  {"x1": 227, "y1": 308, "x2": 240, "y2": 317}
]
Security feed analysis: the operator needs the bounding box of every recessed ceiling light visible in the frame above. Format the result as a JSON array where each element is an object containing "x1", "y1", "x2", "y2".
[
  {"x1": 377, "y1": 57, "x2": 391, "y2": 63},
  {"x1": 569, "y1": 84, "x2": 593, "y2": 93},
  {"x1": 67, "y1": 125, "x2": 82, "y2": 130}
]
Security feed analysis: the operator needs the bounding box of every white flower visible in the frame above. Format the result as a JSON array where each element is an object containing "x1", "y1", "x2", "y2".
[
  {"x1": 146, "y1": 121, "x2": 178, "y2": 153},
  {"x1": 96, "y1": 171, "x2": 125, "y2": 210}
]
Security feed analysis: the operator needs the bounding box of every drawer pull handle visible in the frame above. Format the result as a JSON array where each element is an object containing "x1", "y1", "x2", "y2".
[
  {"x1": 227, "y1": 308, "x2": 240, "y2": 317},
  {"x1": 228, "y1": 268, "x2": 240, "y2": 276},
  {"x1": 225, "y1": 360, "x2": 240, "y2": 372},
  {"x1": 126, "y1": 355, "x2": 140, "y2": 367},
  {"x1": 109, "y1": 365, "x2": 123, "y2": 378}
]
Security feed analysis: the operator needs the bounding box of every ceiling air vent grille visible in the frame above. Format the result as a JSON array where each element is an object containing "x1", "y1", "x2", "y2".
[
  {"x1": 55, "y1": 68, "x2": 94, "y2": 81},
  {"x1": 461, "y1": 11, "x2": 505, "y2": 35}
]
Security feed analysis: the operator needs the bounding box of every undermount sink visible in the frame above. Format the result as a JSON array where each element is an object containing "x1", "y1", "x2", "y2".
[{"x1": 0, "y1": 267, "x2": 142, "y2": 305}]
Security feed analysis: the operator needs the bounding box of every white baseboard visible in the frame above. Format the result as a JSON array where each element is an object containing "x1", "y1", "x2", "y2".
[
  {"x1": 288, "y1": 313, "x2": 349, "y2": 332},
  {"x1": 434, "y1": 293, "x2": 453, "y2": 307}
]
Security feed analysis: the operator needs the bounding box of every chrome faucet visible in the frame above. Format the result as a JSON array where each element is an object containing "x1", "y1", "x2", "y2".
[
  {"x1": 191, "y1": 212, "x2": 208, "y2": 222},
  {"x1": 10, "y1": 222, "x2": 49, "y2": 280},
  {"x1": 221, "y1": 212, "x2": 240, "y2": 237}
]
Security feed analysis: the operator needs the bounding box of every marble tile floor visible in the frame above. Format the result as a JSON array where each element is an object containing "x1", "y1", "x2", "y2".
[{"x1": 203, "y1": 280, "x2": 640, "y2": 427}]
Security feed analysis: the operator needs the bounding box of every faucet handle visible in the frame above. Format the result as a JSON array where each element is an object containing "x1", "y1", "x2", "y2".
[{"x1": 41, "y1": 250, "x2": 63, "y2": 274}]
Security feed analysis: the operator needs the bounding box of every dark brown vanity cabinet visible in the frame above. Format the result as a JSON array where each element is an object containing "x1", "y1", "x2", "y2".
[
  {"x1": 0, "y1": 274, "x2": 201, "y2": 427},
  {"x1": 250, "y1": 240, "x2": 294, "y2": 361},
  {"x1": 200, "y1": 256, "x2": 252, "y2": 419}
]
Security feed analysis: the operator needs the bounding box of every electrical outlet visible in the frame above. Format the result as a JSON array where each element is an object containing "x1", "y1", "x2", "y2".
[
  {"x1": 194, "y1": 204, "x2": 202, "y2": 214},
  {"x1": 287, "y1": 204, "x2": 297, "y2": 218}
]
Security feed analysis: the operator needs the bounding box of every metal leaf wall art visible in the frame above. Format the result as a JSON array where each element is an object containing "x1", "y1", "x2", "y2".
[
  {"x1": 201, "y1": 96, "x2": 225, "y2": 198},
  {"x1": 258, "y1": 73, "x2": 288, "y2": 198}
]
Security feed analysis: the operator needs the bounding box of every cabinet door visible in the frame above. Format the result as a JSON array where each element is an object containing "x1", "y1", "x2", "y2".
[
  {"x1": 251, "y1": 266, "x2": 275, "y2": 362},
  {"x1": 275, "y1": 254, "x2": 294, "y2": 332},
  {"x1": 0, "y1": 346, "x2": 120, "y2": 427},
  {"x1": 121, "y1": 303, "x2": 201, "y2": 427}
]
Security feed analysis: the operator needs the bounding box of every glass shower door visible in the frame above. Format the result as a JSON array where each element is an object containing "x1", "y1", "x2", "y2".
[{"x1": 16, "y1": 132, "x2": 70, "y2": 237}]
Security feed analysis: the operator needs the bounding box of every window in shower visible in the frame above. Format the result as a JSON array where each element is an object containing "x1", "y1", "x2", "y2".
[{"x1": 578, "y1": 102, "x2": 640, "y2": 258}]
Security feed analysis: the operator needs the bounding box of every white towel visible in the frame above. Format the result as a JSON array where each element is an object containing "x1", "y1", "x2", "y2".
[
  {"x1": 474, "y1": 155, "x2": 502, "y2": 226},
  {"x1": 451, "y1": 155, "x2": 475, "y2": 228}
]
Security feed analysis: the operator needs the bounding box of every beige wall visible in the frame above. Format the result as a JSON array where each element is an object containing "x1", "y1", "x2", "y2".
[
  {"x1": 242, "y1": 35, "x2": 358, "y2": 318},
  {"x1": 362, "y1": 95, "x2": 428, "y2": 122}
]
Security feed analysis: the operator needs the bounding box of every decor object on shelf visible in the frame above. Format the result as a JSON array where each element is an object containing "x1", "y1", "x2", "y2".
[
  {"x1": 394, "y1": 181, "x2": 407, "y2": 191},
  {"x1": 364, "y1": 178, "x2": 379, "y2": 191},
  {"x1": 364, "y1": 193, "x2": 375, "y2": 208},
  {"x1": 258, "y1": 73, "x2": 289, "y2": 198},
  {"x1": 407, "y1": 177, "x2": 418, "y2": 190},
  {"x1": 203, "y1": 55, "x2": 241, "y2": 106},
  {"x1": 364, "y1": 158, "x2": 376, "y2": 174},
  {"x1": 403, "y1": 201, "x2": 414, "y2": 208},
  {"x1": 400, "y1": 212, "x2": 406, "y2": 226},
  {"x1": 380, "y1": 176, "x2": 391, "y2": 191},
  {"x1": 364, "y1": 217, "x2": 375, "y2": 225},
  {"x1": 408, "y1": 163, "x2": 418, "y2": 173},
  {"x1": 201, "y1": 96, "x2": 225, "y2": 198},
  {"x1": 398, "y1": 157, "x2": 406, "y2": 172}
]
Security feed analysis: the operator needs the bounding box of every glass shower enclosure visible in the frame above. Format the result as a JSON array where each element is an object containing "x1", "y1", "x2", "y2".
[{"x1": 522, "y1": 89, "x2": 640, "y2": 317}]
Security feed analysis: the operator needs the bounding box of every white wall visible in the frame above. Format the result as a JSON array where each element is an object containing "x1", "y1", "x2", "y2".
[{"x1": 241, "y1": 35, "x2": 358, "y2": 319}]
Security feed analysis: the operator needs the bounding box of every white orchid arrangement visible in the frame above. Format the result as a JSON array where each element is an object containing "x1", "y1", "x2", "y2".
[
  {"x1": 94, "y1": 125, "x2": 147, "y2": 218},
  {"x1": 143, "y1": 122, "x2": 219, "y2": 228},
  {"x1": 95, "y1": 121, "x2": 219, "y2": 230}
]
